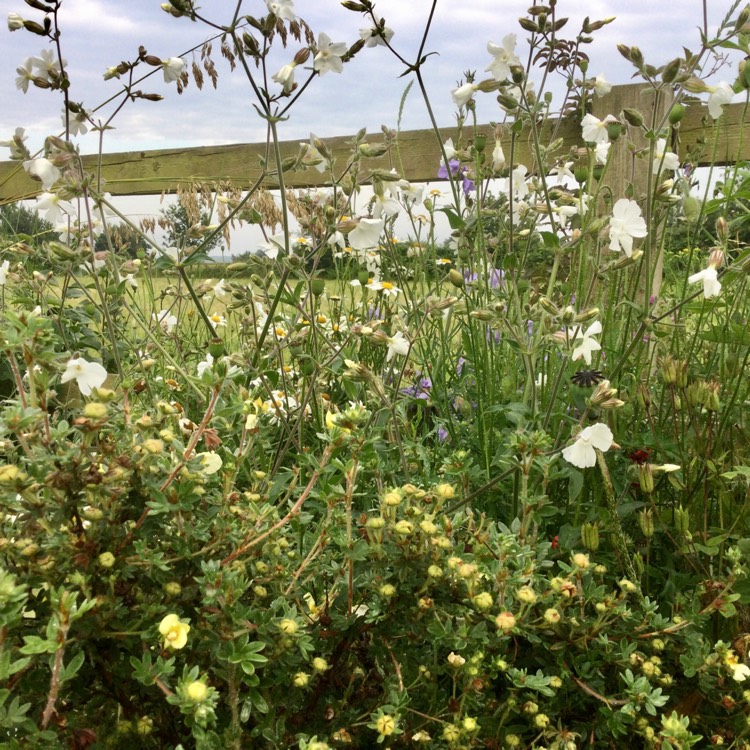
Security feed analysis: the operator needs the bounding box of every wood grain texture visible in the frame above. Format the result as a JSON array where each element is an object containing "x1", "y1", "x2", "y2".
[{"x1": 1, "y1": 85, "x2": 748, "y2": 201}]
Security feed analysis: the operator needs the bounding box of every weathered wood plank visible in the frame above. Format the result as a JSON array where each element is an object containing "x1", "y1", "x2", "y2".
[{"x1": 1, "y1": 87, "x2": 748, "y2": 201}]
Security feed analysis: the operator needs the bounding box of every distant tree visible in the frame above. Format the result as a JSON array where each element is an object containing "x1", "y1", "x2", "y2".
[
  {"x1": 160, "y1": 203, "x2": 224, "y2": 256},
  {"x1": 94, "y1": 222, "x2": 150, "y2": 258},
  {"x1": 0, "y1": 202, "x2": 55, "y2": 246}
]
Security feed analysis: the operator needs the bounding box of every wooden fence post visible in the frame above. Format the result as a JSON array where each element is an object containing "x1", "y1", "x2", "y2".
[{"x1": 592, "y1": 83, "x2": 673, "y2": 303}]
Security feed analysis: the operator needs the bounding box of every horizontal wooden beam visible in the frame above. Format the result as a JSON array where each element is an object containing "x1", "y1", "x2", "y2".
[{"x1": 1, "y1": 86, "x2": 747, "y2": 201}]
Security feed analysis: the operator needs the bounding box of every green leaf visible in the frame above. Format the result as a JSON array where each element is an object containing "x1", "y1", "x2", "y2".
[{"x1": 438, "y1": 207, "x2": 465, "y2": 230}]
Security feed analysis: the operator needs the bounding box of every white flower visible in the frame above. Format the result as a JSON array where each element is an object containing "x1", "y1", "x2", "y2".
[
  {"x1": 359, "y1": 20, "x2": 394, "y2": 47},
  {"x1": 386, "y1": 331, "x2": 410, "y2": 361},
  {"x1": 581, "y1": 113, "x2": 616, "y2": 144},
  {"x1": 653, "y1": 138, "x2": 680, "y2": 174},
  {"x1": 272, "y1": 62, "x2": 297, "y2": 93},
  {"x1": 266, "y1": 0, "x2": 295, "y2": 20},
  {"x1": 594, "y1": 142, "x2": 610, "y2": 165},
  {"x1": 61, "y1": 357, "x2": 108, "y2": 396},
  {"x1": 707, "y1": 81, "x2": 734, "y2": 120},
  {"x1": 259, "y1": 232, "x2": 286, "y2": 259},
  {"x1": 593, "y1": 73, "x2": 612, "y2": 97},
  {"x1": 688, "y1": 265, "x2": 722, "y2": 299},
  {"x1": 562, "y1": 423, "x2": 614, "y2": 469},
  {"x1": 0, "y1": 260, "x2": 10, "y2": 285},
  {"x1": 452, "y1": 82, "x2": 479, "y2": 108},
  {"x1": 35, "y1": 192, "x2": 73, "y2": 223},
  {"x1": 729, "y1": 659, "x2": 750, "y2": 682},
  {"x1": 153, "y1": 310, "x2": 178, "y2": 333},
  {"x1": 492, "y1": 140, "x2": 506, "y2": 171},
  {"x1": 197, "y1": 353, "x2": 214, "y2": 377},
  {"x1": 32, "y1": 49, "x2": 64, "y2": 80},
  {"x1": 212, "y1": 278, "x2": 226, "y2": 298},
  {"x1": 162, "y1": 57, "x2": 185, "y2": 83},
  {"x1": 485, "y1": 34, "x2": 520, "y2": 82},
  {"x1": 23, "y1": 158, "x2": 61, "y2": 190},
  {"x1": 398, "y1": 180, "x2": 423, "y2": 205},
  {"x1": 571, "y1": 321, "x2": 602, "y2": 366},
  {"x1": 15, "y1": 58, "x2": 34, "y2": 93},
  {"x1": 313, "y1": 33, "x2": 347, "y2": 76},
  {"x1": 366, "y1": 280, "x2": 400, "y2": 297},
  {"x1": 372, "y1": 191, "x2": 400, "y2": 218},
  {"x1": 195, "y1": 451, "x2": 222, "y2": 475},
  {"x1": 301, "y1": 133, "x2": 327, "y2": 173},
  {"x1": 608, "y1": 199, "x2": 647, "y2": 257},
  {"x1": 8, "y1": 13, "x2": 24, "y2": 31},
  {"x1": 209, "y1": 313, "x2": 226, "y2": 328},
  {"x1": 124, "y1": 273, "x2": 138, "y2": 289},
  {"x1": 443, "y1": 137, "x2": 456, "y2": 161},
  {"x1": 348, "y1": 218, "x2": 384, "y2": 250},
  {"x1": 65, "y1": 107, "x2": 91, "y2": 137}
]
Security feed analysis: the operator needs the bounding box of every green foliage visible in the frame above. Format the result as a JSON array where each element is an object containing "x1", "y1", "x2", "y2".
[{"x1": 2, "y1": 0, "x2": 750, "y2": 748}]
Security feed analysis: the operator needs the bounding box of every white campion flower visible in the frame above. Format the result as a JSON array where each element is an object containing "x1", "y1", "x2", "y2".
[
  {"x1": 258, "y1": 232, "x2": 286, "y2": 259},
  {"x1": 452, "y1": 82, "x2": 479, "y2": 108},
  {"x1": 593, "y1": 73, "x2": 612, "y2": 97},
  {"x1": 443, "y1": 137, "x2": 456, "y2": 161},
  {"x1": 653, "y1": 138, "x2": 680, "y2": 174},
  {"x1": 485, "y1": 34, "x2": 520, "y2": 82},
  {"x1": 8, "y1": 13, "x2": 25, "y2": 31},
  {"x1": 386, "y1": 331, "x2": 410, "y2": 361},
  {"x1": 153, "y1": 310, "x2": 178, "y2": 333},
  {"x1": 197, "y1": 353, "x2": 214, "y2": 377},
  {"x1": 32, "y1": 49, "x2": 64, "y2": 80},
  {"x1": 313, "y1": 33, "x2": 347, "y2": 76},
  {"x1": 23, "y1": 158, "x2": 60, "y2": 190},
  {"x1": 0, "y1": 259, "x2": 10, "y2": 285},
  {"x1": 581, "y1": 113, "x2": 617, "y2": 144},
  {"x1": 359, "y1": 20, "x2": 394, "y2": 47},
  {"x1": 594, "y1": 142, "x2": 610, "y2": 166},
  {"x1": 348, "y1": 217, "x2": 384, "y2": 250},
  {"x1": 162, "y1": 57, "x2": 185, "y2": 83},
  {"x1": 608, "y1": 198, "x2": 648, "y2": 257},
  {"x1": 492, "y1": 140, "x2": 506, "y2": 171},
  {"x1": 65, "y1": 107, "x2": 91, "y2": 137},
  {"x1": 706, "y1": 81, "x2": 734, "y2": 120},
  {"x1": 36, "y1": 192, "x2": 73, "y2": 223},
  {"x1": 571, "y1": 321, "x2": 602, "y2": 365},
  {"x1": 15, "y1": 58, "x2": 34, "y2": 93},
  {"x1": 688, "y1": 265, "x2": 722, "y2": 299},
  {"x1": 124, "y1": 273, "x2": 138, "y2": 289},
  {"x1": 61, "y1": 357, "x2": 108, "y2": 396},
  {"x1": 272, "y1": 62, "x2": 297, "y2": 93},
  {"x1": 266, "y1": 0, "x2": 295, "y2": 21},
  {"x1": 212, "y1": 278, "x2": 226, "y2": 298},
  {"x1": 562, "y1": 423, "x2": 614, "y2": 469}
]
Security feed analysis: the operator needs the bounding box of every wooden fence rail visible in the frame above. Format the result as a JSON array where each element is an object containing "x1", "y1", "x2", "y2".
[{"x1": 0, "y1": 84, "x2": 748, "y2": 202}]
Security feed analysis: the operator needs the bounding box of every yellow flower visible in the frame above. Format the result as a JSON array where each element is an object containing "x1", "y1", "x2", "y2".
[
  {"x1": 159, "y1": 614, "x2": 190, "y2": 649},
  {"x1": 375, "y1": 714, "x2": 397, "y2": 736},
  {"x1": 186, "y1": 680, "x2": 208, "y2": 701}
]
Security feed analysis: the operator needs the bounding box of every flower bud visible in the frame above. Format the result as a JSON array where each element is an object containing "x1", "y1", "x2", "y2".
[
  {"x1": 668, "y1": 103, "x2": 686, "y2": 125},
  {"x1": 638, "y1": 464, "x2": 655, "y2": 494},
  {"x1": 448, "y1": 268, "x2": 465, "y2": 288},
  {"x1": 672, "y1": 506, "x2": 689, "y2": 535},
  {"x1": 581, "y1": 522, "x2": 599, "y2": 551},
  {"x1": 638, "y1": 509, "x2": 655, "y2": 538},
  {"x1": 622, "y1": 108, "x2": 644, "y2": 127},
  {"x1": 186, "y1": 681, "x2": 208, "y2": 701}
]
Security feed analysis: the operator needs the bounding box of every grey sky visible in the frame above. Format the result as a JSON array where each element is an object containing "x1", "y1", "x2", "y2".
[
  {"x1": 1, "y1": 1, "x2": 740, "y2": 153},
  {"x1": 0, "y1": 1, "x2": 743, "y2": 253}
]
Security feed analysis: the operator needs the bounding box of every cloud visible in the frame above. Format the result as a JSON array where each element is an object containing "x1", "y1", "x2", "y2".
[{"x1": 57, "y1": 0, "x2": 139, "y2": 33}]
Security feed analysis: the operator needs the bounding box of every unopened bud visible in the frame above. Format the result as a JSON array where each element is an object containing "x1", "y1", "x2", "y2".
[
  {"x1": 574, "y1": 307, "x2": 600, "y2": 323},
  {"x1": 638, "y1": 464, "x2": 655, "y2": 494},
  {"x1": 715, "y1": 216, "x2": 729, "y2": 243},
  {"x1": 448, "y1": 269, "x2": 465, "y2": 288},
  {"x1": 638, "y1": 509, "x2": 655, "y2": 538},
  {"x1": 661, "y1": 58, "x2": 681, "y2": 84},
  {"x1": 293, "y1": 47, "x2": 311, "y2": 65},
  {"x1": 674, "y1": 506, "x2": 690, "y2": 534},
  {"x1": 708, "y1": 247, "x2": 725, "y2": 268},
  {"x1": 539, "y1": 297, "x2": 560, "y2": 316},
  {"x1": 622, "y1": 108, "x2": 644, "y2": 127},
  {"x1": 668, "y1": 103, "x2": 686, "y2": 125},
  {"x1": 581, "y1": 523, "x2": 600, "y2": 551}
]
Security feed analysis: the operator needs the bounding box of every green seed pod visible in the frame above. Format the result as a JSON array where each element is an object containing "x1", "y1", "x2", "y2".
[{"x1": 581, "y1": 522, "x2": 600, "y2": 551}]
